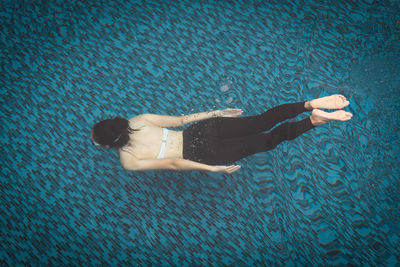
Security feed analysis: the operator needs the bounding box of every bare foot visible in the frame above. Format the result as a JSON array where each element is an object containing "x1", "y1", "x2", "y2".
[
  {"x1": 310, "y1": 109, "x2": 353, "y2": 126},
  {"x1": 310, "y1": 94, "x2": 350, "y2": 110}
]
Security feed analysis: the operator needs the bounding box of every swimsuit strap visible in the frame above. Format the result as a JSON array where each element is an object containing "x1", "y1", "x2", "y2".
[{"x1": 157, "y1": 128, "x2": 169, "y2": 159}]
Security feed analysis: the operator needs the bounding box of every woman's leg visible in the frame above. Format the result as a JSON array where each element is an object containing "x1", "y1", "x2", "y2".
[
  {"x1": 202, "y1": 106, "x2": 354, "y2": 165},
  {"x1": 204, "y1": 117, "x2": 316, "y2": 165},
  {"x1": 205, "y1": 101, "x2": 311, "y2": 139},
  {"x1": 204, "y1": 94, "x2": 350, "y2": 139}
]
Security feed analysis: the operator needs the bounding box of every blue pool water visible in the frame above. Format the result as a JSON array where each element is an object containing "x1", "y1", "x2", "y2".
[{"x1": 1, "y1": 0, "x2": 400, "y2": 265}]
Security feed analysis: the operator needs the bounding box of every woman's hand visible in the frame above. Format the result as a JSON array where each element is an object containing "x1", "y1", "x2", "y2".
[
  {"x1": 212, "y1": 165, "x2": 241, "y2": 174},
  {"x1": 215, "y1": 108, "x2": 243, "y2": 117}
]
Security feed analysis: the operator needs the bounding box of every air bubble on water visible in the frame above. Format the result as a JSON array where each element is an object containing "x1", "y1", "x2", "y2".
[
  {"x1": 215, "y1": 98, "x2": 221, "y2": 103},
  {"x1": 226, "y1": 97, "x2": 234, "y2": 104},
  {"x1": 220, "y1": 84, "x2": 229, "y2": 92}
]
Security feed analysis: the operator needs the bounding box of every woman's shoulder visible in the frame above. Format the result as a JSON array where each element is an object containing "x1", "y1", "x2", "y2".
[
  {"x1": 128, "y1": 115, "x2": 149, "y2": 128},
  {"x1": 129, "y1": 115, "x2": 145, "y2": 123},
  {"x1": 119, "y1": 148, "x2": 139, "y2": 170},
  {"x1": 119, "y1": 145, "x2": 140, "y2": 162}
]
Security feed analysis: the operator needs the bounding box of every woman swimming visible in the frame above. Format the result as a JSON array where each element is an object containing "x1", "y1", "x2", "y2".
[{"x1": 90, "y1": 94, "x2": 352, "y2": 173}]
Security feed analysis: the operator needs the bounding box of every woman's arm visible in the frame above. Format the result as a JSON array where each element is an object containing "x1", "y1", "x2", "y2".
[
  {"x1": 173, "y1": 158, "x2": 217, "y2": 171},
  {"x1": 131, "y1": 111, "x2": 218, "y2": 128},
  {"x1": 134, "y1": 109, "x2": 243, "y2": 127},
  {"x1": 174, "y1": 159, "x2": 241, "y2": 173},
  {"x1": 122, "y1": 157, "x2": 217, "y2": 172},
  {"x1": 122, "y1": 157, "x2": 241, "y2": 173},
  {"x1": 181, "y1": 108, "x2": 243, "y2": 125},
  {"x1": 181, "y1": 110, "x2": 218, "y2": 125}
]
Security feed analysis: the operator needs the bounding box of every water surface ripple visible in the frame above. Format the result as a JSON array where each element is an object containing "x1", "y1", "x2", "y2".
[{"x1": 1, "y1": 0, "x2": 399, "y2": 265}]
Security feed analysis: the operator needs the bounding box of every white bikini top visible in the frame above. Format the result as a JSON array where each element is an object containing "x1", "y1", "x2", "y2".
[{"x1": 157, "y1": 128, "x2": 169, "y2": 159}]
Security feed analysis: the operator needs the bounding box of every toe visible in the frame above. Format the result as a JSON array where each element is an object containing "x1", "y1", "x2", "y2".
[
  {"x1": 340, "y1": 97, "x2": 349, "y2": 107},
  {"x1": 337, "y1": 97, "x2": 346, "y2": 107}
]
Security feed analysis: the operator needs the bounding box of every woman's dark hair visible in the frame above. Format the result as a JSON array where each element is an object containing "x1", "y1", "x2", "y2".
[{"x1": 92, "y1": 117, "x2": 140, "y2": 148}]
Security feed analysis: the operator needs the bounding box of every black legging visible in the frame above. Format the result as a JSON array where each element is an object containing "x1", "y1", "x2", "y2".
[{"x1": 182, "y1": 101, "x2": 316, "y2": 165}]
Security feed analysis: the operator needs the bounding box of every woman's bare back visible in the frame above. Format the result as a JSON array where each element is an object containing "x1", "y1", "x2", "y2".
[{"x1": 119, "y1": 117, "x2": 184, "y2": 161}]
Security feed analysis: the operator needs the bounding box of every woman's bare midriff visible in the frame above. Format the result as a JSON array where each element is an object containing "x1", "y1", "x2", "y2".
[{"x1": 119, "y1": 118, "x2": 184, "y2": 160}]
